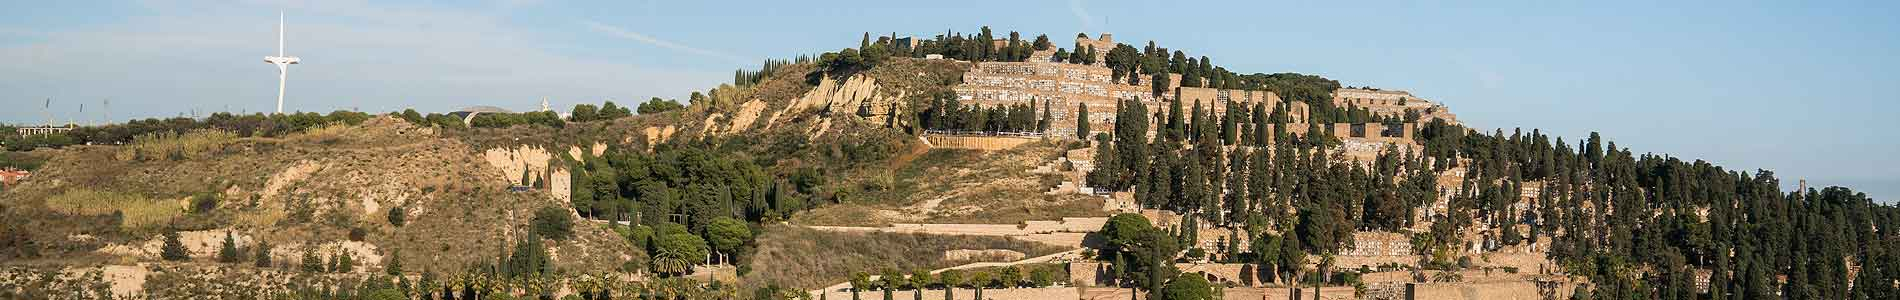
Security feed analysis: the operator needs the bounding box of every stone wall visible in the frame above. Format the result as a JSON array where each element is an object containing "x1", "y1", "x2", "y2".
[
  {"x1": 924, "y1": 135, "x2": 1037, "y2": 151},
  {"x1": 1409, "y1": 280, "x2": 1575, "y2": 300}
]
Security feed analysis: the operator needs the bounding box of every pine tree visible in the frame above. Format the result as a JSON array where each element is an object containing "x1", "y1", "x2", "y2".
[
  {"x1": 160, "y1": 230, "x2": 189, "y2": 261},
  {"x1": 337, "y1": 251, "x2": 355, "y2": 273},
  {"x1": 301, "y1": 248, "x2": 324, "y2": 273},
  {"x1": 386, "y1": 249, "x2": 404, "y2": 275},
  {"x1": 217, "y1": 231, "x2": 240, "y2": 263},
  {"x1": 253, "y1": 240, "x2": 273, "y2": 268}
]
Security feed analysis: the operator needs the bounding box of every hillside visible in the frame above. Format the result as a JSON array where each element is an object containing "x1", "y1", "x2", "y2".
[
  {"x1": 3, "y1": 28, "x2": 1899, "y2": 300},
  {"x1": 0, "y1": 117, "x2": 640, "y2": 297}
]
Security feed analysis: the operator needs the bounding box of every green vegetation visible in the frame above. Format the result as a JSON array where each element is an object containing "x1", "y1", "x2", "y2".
[
  {"x1": 531, "y1": 206, "x2": 574, "y2": 240},
  {"x1": 1077, "y1": 85, "x2": 1900, "y2": 299},
  {"x1": 4, "y1": 110, "x2": 373, "y2": 151},
  {"x1": 469, "y1": 111, "x2": 564, "y2": 129},
  {"x1": 566, "y1": 100, "x2": 635, "y2": 122},
  {"x1": 637, "y1": 98, "x2": 685, "y2": 115},
  {"x1": 1154, "y1": 275, "x2": 1219, "y2": 300},
  {"x1": 915, "y1": 95, "x2": 1042, "y2": 133}
]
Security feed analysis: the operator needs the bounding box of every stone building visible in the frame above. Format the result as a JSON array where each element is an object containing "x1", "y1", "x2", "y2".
[
  {"x1": 1333, "y1": 88, "x2": 1458, "y2": 124},
  {"x1": 1074, "y1": 33, "x2": 1114, "y2": 63}
]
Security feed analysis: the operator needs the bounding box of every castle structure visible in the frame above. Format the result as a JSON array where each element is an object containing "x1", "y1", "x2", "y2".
[{"x1": 949, "y1": 33, "x2": 1450, "y2": 152}]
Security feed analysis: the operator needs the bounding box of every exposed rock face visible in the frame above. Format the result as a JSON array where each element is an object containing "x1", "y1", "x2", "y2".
[
  {"x1": 724, "y1": 100, "x2": 770, "y2": 133},
  {"x1": 642, "y1": 126, "x2": 677, "y2": 146},
  {"x1": 788, "y1": 75, "x2": 907, "y2": 127},
  {"x1": 483, "y1": 145, "x2": 552, "y2": 186},
  {"x1": 262, "y1": 161, "x2": 323, "y2": 201},
  {"x1": 549, "y1": 167, "x2": 572, "y2": 204},
  {"x1": 483, "y1": 144, "x2": 574, "y2": 203}
]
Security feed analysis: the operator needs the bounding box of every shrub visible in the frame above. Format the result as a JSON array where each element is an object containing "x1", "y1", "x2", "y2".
[
  {"x1": 1028, "y1": 266, "x2": 1058, "y2": 287},
  {"x1": 190, "y1": 193, "x2": 220, "y2": 214},
  {"x1": 348, "y1": 227, "x2": 368, "y2": 242},
  {"x1": 386, "y1": 206, "x2": 407, "y2": 227},
  {"x1": 531, "y1": 206, "x2": 573, "y2": 240}
]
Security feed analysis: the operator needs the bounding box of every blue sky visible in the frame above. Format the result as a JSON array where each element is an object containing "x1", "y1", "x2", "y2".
[{"x1": 2, "y1": 0, "x2": 1896, "y2": 200}]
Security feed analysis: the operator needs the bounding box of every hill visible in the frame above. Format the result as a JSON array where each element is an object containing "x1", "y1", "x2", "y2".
[{"x1": 3, "y1": 28, "x2": 1899, "y2": 300}]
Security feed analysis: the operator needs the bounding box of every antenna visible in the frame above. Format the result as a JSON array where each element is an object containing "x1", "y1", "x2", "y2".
[{"x1": 102, "y1": 98, "x2": 110, "y2": 126}]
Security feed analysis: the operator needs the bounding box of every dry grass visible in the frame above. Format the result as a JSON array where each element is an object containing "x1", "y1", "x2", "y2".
[
  {"x1": 113, "y1": 129, "x2": 238, "y2": 161},
  {"x1": 793, "y1": 141, "x2": 1109, "y2": 226},
  {"x1": 740, "y1": 225, "x2": 1068, "y2": 290},
  {"x1": 288, "y1": 122, "x2": 354, "y2": 144},
  {"x1": 42, "y1": 189, "x2": 181, "y2": 229}
]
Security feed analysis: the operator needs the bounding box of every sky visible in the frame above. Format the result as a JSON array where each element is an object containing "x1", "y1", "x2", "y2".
[{"x1": 2, "y1": 0, "x2": 1896, "y2": 201}]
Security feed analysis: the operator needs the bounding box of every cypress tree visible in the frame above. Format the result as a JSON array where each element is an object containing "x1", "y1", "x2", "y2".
[
  {"x1": 1165, "y1": 94, "x2": 1184, "y2": 142},
  {"x1": 1076, "y1": 103, "x2": 1091, "y2": 139}
]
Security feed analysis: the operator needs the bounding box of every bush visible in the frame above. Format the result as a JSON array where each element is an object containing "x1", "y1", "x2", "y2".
[
  {"x1": 1029, "y1": 266, "x2": 1058, "y2": 287},
  {"x1": 531, "y1": 206, "x2": 574, "y2": 240},
  {"x1": 190, "y1": 193, "x2": 220, "y2": 214},
  {"x1": 386, "y1": 206, "x2": 407, "y2": 227},
  {"x1": 348, "y1": 227, "x2": 368, "y2": 242}
]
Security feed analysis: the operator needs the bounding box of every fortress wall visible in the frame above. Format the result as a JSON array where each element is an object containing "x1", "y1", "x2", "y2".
[
  {"x1": 1021, "y1": 217, "x2": 1109, "y2": 233},
  {"x1": 1410, "y1": 281, "x2": 1572, "y2": 300},
  {"x1": 924, "y1": 135, "x2": 1037, "y2": 151}
]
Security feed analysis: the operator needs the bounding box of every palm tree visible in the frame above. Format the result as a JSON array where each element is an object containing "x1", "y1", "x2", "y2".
[{"x1": 651, "y1": 248, "x2": 692, "y2": 278}]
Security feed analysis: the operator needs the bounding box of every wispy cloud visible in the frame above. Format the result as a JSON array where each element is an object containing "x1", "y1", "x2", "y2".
[
  {"x1": 1068, "y1": 0, "x2": 1102, "y2": 33},
  {"x1": 583, "y1": 20, "x2": 748, "y2": 64}
]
